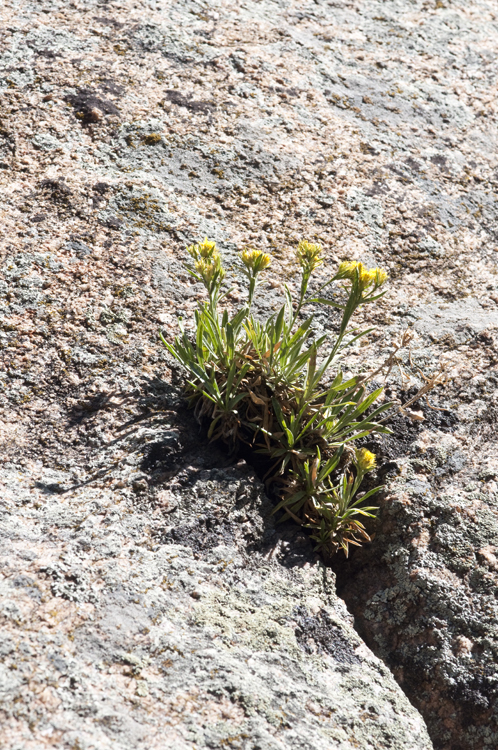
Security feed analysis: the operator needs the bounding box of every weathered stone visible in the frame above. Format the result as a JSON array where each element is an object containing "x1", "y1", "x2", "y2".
[
  {"x1": 0, "y1": 448, "x2": 431, "y2": 749},
  {"x1": 1, "y1": 0, "x2": 498, "y2": 747}
]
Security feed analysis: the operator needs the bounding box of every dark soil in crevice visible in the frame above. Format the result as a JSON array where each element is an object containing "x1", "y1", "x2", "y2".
[
  {"x1": 293, "y1": 605, "x2": 362, "y2": 664},
  {"x1": 162, "y1": 512, "x2": 237, "y2": 552},
  {"x1": 134, "y1": 384, "x2": 327, "y2": 570}
]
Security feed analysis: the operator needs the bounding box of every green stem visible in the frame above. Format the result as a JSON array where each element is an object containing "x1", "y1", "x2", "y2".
[
  {"x1": 329, "y1": 287, "x2": 363, "y2": 361},
  {"x1": 352, "y1": 467, "x2": 365, "y2": 498},
  {"x1": 291, "y1": 270, "x2": 311, "y2": 328},
  {"x1": 247, "y1": 276, "x2": 257, "y2": 311}
]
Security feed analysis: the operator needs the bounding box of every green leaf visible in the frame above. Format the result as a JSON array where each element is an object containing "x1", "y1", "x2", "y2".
[{"x1": 308, "y1": 297, "x2": 344, "y2": 309}]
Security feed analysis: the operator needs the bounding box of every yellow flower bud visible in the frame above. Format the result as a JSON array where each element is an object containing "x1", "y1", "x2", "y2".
[
  {"x1": 358, "y1": 264, "x2": 377, "y2": 290},
  {"x1": 195, "y1": 258, "x2": 214, "y2": 283},
  {"x1": 241, "y1": 248, "x2": 271, "y2": 275},
  {"x1": 296, "y1": 240, "x2": 322, "y2": 272},
  {"x1": 373, "y1": 268, "x2": 388, "y2": 287},
  {"x1": 187, "y1": 237, "x2": 218, "y2": 261},
  {"x1": 195, "y1": 257, "x2": 225, "y2": 286},
  {"x1": 355, "y1": 447, "x2": 377, "y2": 472},
  {"x1": 336, "y1": 260, "x2": 359, "y2": 280}
]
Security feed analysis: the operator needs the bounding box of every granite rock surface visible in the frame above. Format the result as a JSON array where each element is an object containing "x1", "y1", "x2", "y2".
[{"x1": 1, "y1": 0, "x2": 498, "y2": 748}]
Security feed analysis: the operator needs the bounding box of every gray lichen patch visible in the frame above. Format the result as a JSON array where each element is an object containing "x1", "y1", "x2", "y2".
[{"x1": 102, "y1": 182, "x2": 179, "y2": 235}]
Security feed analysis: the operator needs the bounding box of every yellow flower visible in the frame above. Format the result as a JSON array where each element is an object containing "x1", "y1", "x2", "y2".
[
  {"x1": 187, "y1": 237, "x2": 218, "y2": 261},
  {"x1": 373, "y1": 268, "x2": 388, "y2": 287},
  {"x1": 195, "y1": 257, "x2": 224, "y2": 285},
  {"x1": 358, "y1": 263, "x2": 377, "y2": 289},
  {"x1": 336, "y1": 260, "x2": 359, "y2": 280},
  {"x1": 198, "y1": 237, "x2": 218, "y2": 258},
  {"x1": 296, "y1": 240, "x2": 322, "y2": 272},
  {"x1": 241, "y1": 248, "x2": 271, "y2": 273},
  {"x1": 336, "y1": 261, "x2": 388, "y2": 292},
  {"x1": 358, "y1": 265, "x2": 388, "y2": 291},
  {"x1": 355, "y1": 447, "x2": 377, "y2": 472}
]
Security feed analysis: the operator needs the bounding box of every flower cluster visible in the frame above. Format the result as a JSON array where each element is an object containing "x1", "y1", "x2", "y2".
[
  {"x1": 296, "y1": 240, "x2": 323, "y2": 274},
  {"x1": 241, "y1": 248, "x2": 272, "y2": 275},
  {"x1": 337, "y1": 261, "x2": 388, "y2": 291},
  {"x1": 187, "y1": 238, "x2": 225, "y2": 291},
  {"x1": 187, "y1": 237, "x2": 218, "y2": 261}
]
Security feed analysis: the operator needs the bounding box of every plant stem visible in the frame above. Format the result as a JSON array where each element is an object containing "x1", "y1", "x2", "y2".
[
  {"x1": 291, "y1": 269, "x2": 311, "y2": 328},
  {"x1": 247, "y1": 276, "x2": 257, "y2": 311}
]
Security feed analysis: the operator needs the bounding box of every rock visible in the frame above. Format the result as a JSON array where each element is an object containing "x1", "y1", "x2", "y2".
[
  {"x1": 335, "y1": 419, "x2": 498, "y2": 750},
  {"x1": 155, "y1": 489, "x2": 178, "y2": 512},
  {"x1": 132, "y1": 476, "x2": 149, "y2": 493},
  {"x1": 87, "y1": 107, "x2": 103, "y2": 123},
  {"x1": 0, "y1": 459, "x2": 431, "y2": 749},
  {"x1": 2, "y1": 0, "x2": 498, "y2": 747}
]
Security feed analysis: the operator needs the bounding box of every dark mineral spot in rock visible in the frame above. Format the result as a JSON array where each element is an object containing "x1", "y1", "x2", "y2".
[
  {"x1": 98, "y1": 77, "x2": 126, "y2": 97},
  {"x1": 64, "y1": 88, "x2": 120, "y2": 124},
  {"x1": 36, "y1": 48, "x2": 58, "y2": 59},
  {"x1": 405, "y1": 157, "x2": 421, "y2": 172},
  {"x1": 364, "y1": 180, "x2": 390, "y2": 196},
  {"x1": 12, "y1": 575, "x2": 41, "y2": 601},
  {"x1": 34, "y1": 480, "x2": 66, "y2": 494},
  {"x1": 92, "y1": 181, "x2": 110, "y2": 200},
  {"x1": 103, "y1": 215, "x2": 123, "y2": 229},
  {"x1": 430, "y1": 155, "x2": 448, "y2": 170},
  {"x1": 39, "y1": 177, "x2": 72, "y2": 199},
  {"x1": 360, "y1": 141, "x2": 379, "y2": 156},
  {"x1": 92, "y1": 16, "x2": 125, "y2": 29},
  {"x1": 162, "y1": 514, "x2": 235, "y2": 552},
  {"x1": 293, "y1": 606, "x2": 361, "y2": 664},
  {"x1": 67, "y1": 239, "x2": 92, "y2": 258},
  {"x1": 162, "y1": 89, "x2": 214, "y2": 114}
]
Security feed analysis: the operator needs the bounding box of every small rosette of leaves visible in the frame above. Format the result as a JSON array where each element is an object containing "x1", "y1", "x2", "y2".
[{"x1": 161, "y1": 238, "x2": 391, "y2": 557}]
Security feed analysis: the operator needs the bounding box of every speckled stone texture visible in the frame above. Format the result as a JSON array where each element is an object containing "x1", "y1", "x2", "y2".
[
  {"x1": 0, "y1": 451, "x2": 432, "y2": 749},
  {"x1": 1, "y1": 0, "x2": 498, "y2": 748}
]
